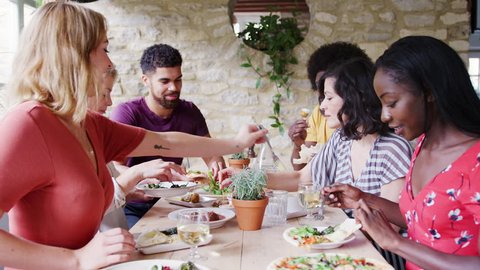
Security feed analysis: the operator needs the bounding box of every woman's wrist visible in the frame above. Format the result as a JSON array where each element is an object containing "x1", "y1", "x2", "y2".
[
  {"x1": 385, "y1": 232, "x2": 404, "y2": 253},
  {"x1": 129, "y1": 167, "x2": 146, "y2": 192},
  {"x1": 361, "y1": 192, "x2": 376, "y2": 208},
  {"x1": 70, "y1": 248, "x2": 82, "y2": 270}
]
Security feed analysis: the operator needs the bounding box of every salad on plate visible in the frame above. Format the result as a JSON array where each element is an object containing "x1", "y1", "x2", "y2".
[
  {"x1": 283, "y1": 219, "x2": 361, "y2": 249},
  {"x1": 106, "y1": 259, "x2": 209, "y2": 270},
  {"x1": 199, "y1": 171, "x2": 230, "y2": 197},
  {"x1": 136, "y1": 180, "x2": 198, "y2": 198},
  {"x1": 268, "y1": 253, "x2": 393, "y2": 270}
]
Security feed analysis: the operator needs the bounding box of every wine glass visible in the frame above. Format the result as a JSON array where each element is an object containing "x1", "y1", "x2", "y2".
[
  {"x1": 297, "y1": 183, "x2": 324, "y2": 225},
  {"x1": 177, "y1": 209, "x2": 211, "y2": 261}
]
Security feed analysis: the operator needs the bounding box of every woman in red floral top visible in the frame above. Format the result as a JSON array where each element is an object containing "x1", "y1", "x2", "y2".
[{"x1": 323, "y1": 36, "x2": 480, "y2": 270}]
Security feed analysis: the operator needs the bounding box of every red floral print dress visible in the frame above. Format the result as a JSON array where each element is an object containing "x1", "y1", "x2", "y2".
[{"x1": 399, "y1": 134, "x2": 480, "y2": 270}]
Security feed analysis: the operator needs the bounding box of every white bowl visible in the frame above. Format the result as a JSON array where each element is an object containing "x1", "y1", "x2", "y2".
[
  {"x1": 135, "y1": 181, "x2": 198, "y2": 198},
  {"x1": 167, "y1": 207, "x2": 235, "y2": 229},
  {"x1": 218, "y1": 204, "x2": 236, "y2": 213}
]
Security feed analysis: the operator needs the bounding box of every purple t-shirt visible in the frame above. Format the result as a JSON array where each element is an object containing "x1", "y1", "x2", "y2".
[{"x1": 110, "y1": 97, "x2": 209, "y2": 166}]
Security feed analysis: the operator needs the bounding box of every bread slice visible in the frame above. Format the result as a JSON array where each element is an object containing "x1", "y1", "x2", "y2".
[
  {"x1": 136, "y1": 230, "x2": 170, "y2": 248},
  {"x1": 325, "y1": 218, "x2": 362, "y2": 242}
]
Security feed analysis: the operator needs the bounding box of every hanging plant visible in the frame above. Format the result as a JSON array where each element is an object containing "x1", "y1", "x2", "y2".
[{"x1": 238, "y1": 13, "x2": 304, "y2": 134}]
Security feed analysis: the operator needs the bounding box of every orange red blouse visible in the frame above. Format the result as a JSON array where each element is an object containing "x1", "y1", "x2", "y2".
[{"x1": 0, "y1": 101, "x2": 145, "y2": 250}]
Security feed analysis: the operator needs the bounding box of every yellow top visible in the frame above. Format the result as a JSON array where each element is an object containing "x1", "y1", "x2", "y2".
[{"x1": 305, "y1": 104, "x2": 334, "y2": 144}]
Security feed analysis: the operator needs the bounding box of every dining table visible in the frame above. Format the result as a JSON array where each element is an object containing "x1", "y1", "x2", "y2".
[{"x1": 128, "y1": 195, "x2": 391, "y2": 270}]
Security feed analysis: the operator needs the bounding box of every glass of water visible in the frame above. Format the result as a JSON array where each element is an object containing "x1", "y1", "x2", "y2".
[
  {"x1": 297, "y1": 183, "x2": 324, "y2": 225},
  {"x1": 177, "y1": 209, "x2": 211, "y2": 261},
  {"x1": 264, "y1": 190, "x2": 288, "y2": 226}
]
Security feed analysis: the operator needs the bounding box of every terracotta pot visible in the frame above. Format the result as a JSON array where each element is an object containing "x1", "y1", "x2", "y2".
[
  {"x1": 232, "y1": 197, "x2": 269, "y2": 231},
  {"x1": 228, "y1": 158, "x2": 250, "y2": 169}
]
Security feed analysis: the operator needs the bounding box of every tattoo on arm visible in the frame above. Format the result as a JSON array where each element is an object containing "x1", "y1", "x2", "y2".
[{"x1": 154, "y1": 144, "x2": 170, "y2": 150}]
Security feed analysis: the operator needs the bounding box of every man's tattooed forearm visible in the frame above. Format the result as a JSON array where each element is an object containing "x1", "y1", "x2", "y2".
[{"x1": 154, "y1": 144, "x2": 170, "y2": 150}]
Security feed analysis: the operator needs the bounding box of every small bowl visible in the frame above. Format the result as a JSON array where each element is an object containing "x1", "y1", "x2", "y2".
[
  {"x1": 167, "y1": 207, "x2": 235, "y2": 229},
  {"x1": 218, "y1": 204, "x2": 236, "y2": 213}
]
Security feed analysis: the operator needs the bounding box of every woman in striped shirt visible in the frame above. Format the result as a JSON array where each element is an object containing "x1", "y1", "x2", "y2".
[{"x1": 220, "y1": 57, "x2": 412, "y2": 205}]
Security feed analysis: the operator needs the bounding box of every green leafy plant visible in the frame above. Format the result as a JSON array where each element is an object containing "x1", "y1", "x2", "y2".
[
  {"x1": 238, "y1": 13, "x2": 304, "y2": 134},
  {"x1": 203, "y1": 171, "x2": 229, "y2": 195},
  {"x1": 230, "y1": 151, "x2": 247, "y2": 160},
  {"x1": 230, "y1": 168, "x2": 267, "y2": 200}
]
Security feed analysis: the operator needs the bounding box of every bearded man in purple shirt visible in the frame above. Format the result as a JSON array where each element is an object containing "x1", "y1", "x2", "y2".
[{"x1": 110, "y1": 44, "x2": 225, "y2": 228}]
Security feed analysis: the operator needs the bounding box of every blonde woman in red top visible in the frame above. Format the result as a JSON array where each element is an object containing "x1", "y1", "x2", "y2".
[{"x1": 0, "y1": 2, "x2": 266, "y2": 269}]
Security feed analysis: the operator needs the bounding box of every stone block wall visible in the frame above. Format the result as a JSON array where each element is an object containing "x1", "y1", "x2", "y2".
[{"x1": 4, "y1": 0, "x2": 471, "y2": 170}]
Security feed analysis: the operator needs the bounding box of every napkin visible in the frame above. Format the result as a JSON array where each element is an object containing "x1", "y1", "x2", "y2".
[
  {"x1": 293, "y1": 144, "x2": 323, "y2": 164},
  {"x1": 325, "y1": 218, "x2": 362, "y2": 242},
  {"x1": 136, "y1": 230, "x2": 170, "y2": 248}
]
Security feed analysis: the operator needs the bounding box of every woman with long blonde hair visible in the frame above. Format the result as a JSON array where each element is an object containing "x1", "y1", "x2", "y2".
[{"x1": 0, "y1": 2, "x2": 266, "y2": 269}]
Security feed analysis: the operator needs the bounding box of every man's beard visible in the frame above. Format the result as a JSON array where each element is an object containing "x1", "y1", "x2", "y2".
[{"x1": 153, "y1": 90, "x2": 180, "y2": 109}]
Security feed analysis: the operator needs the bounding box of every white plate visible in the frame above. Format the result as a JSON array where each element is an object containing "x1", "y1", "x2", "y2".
[
  {"x1": 173, "y1": 171, "x2": 209, "y2": 184},
  {"x1": 165, "y1": 195, "x2": 217, "y2": 208},
  {"x1": 106, "y1": 259, "x2": 210, "y2": 270},
  {"x1": 194, "y1": 188, "x2": 229, "y2": 199},
  {"x1": 282, "y1": 226, "x2": 355, "y2": 249},
  {"x1": 135, "y1": 230, "x2": 213, "y2": 255},
  {"x1": 201, "y1": 193, "x2": 227, "y2": 199},
  {"x1": 135, "y1": 181, "x2": 198, "y2": 198},
  {"x1": 267, "y1": 253, "x2": 394, "y2": 270},
  {"x1": 167, "y1": 207, "x2": 235, "y2": 229}
]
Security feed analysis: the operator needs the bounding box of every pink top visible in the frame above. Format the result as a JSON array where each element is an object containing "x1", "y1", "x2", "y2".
[
  {"x1": 0, "y1": 101, "x2": 145, "y2": 250},
  {"x1": 399, "y1": 134, "x2": 480, "y2": 270}
]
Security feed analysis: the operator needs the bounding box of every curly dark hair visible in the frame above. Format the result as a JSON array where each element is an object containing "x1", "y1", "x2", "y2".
[
  {"x1": 140, "y1": 44, "x2": 182, "y2": 75},
  {"x1": 318, "y1": 58, "x2": 388, "y2": 140},
  {"x1": 308, "y1": 42, "x2": 371, "y2": 91},
  {"x1": 375, "y1": 36, "x2": 480, "y2": 136}
]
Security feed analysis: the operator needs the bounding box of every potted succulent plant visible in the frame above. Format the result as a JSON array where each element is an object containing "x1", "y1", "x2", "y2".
[
  {"x1": 228, "y1": 151, "x2": 250, "y2": 169},
  {"x1": 230, "y1": 168, "x2": 268, "y2": 230}
]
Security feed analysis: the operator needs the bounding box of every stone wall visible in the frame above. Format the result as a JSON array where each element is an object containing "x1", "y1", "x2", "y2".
[{"x1": 6, "y1": 0, "x2": 472, "y2": 170}]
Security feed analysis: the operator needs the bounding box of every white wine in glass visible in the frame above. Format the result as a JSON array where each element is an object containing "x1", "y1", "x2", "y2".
[
  {"x1": 297, "y1": 183, "x2": 324, "y2": 225},
  {"x1": 177, "y1": 209, "x2": 210, "y2": 261}
]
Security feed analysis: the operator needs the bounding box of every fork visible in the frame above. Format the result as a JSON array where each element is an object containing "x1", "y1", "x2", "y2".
[{"x1": 257, "y1": 125, "x2": 286, "y2": 171}]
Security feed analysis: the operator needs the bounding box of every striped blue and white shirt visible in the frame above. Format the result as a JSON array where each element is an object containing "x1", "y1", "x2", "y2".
[{"x1": 311, "y1": 130, "x2": 412, "y2": 196}]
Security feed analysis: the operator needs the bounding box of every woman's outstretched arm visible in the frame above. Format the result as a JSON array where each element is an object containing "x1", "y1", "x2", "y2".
[{"x1": 128, "y1": 124, "x2": 267, "y2": 158}]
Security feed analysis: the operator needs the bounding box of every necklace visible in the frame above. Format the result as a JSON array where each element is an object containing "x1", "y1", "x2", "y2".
[{"x1": 59, "y1": 118, "x2": 97, "y2": 170}]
